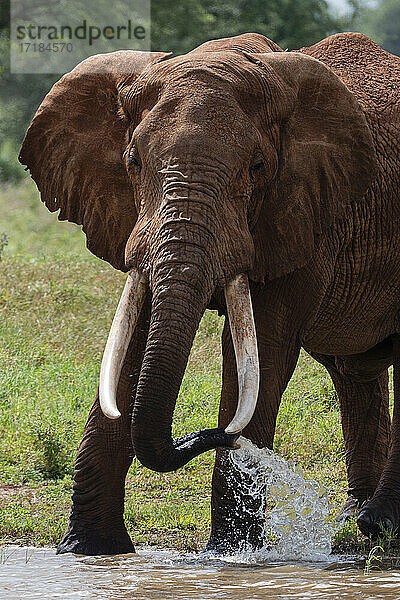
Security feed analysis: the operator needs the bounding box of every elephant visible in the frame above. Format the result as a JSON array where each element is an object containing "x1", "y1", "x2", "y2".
[{"x1": 19, "y1": 31, "x2": 400, "y2": 555}]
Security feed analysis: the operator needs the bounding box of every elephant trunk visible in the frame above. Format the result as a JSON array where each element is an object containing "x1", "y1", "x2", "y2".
[{"x1": 131, "y1": 262, "x2": 202, "y2": 467}]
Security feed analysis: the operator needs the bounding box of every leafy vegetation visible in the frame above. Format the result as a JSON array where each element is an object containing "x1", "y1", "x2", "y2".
[
  {"x1": 151, "y1": 0, "x2": 345, "y2": 55},
  {"x1": 357, "y1": 0, "x2": 400, "y2": 56}
]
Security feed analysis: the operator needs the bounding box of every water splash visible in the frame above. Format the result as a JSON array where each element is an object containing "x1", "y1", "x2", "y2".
[{"x1": 219, "y1": 436, "x2": 335, "y2": 562}]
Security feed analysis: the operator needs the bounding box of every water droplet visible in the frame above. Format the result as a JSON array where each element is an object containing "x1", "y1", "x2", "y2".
[{"x1": 227, "y1": 436, "x2": 336, "y2": 561}]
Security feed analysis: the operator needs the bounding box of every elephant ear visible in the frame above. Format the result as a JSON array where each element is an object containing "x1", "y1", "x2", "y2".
[
  {"x1": 19, "y1": 50, "x2": 170, "y2": 271},
  {"x1": 246, "y1": 52, "x2": 377, "y2": 281}
]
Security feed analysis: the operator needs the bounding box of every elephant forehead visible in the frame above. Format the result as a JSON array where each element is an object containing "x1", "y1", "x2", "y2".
[
  {"x1": 145, "y1": 52, "x2": 253, "y2": 85},
  {"x1": 133, "y1": 92, "x2": 260, "y2": 161},
  {"x1": 124, "y1": 51, "x2": 283, "y2": 117}
]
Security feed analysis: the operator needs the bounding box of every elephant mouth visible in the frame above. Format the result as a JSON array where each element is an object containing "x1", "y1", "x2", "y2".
[{"x1": 98, "y1": 268, "x2": 259, "y2": 464}]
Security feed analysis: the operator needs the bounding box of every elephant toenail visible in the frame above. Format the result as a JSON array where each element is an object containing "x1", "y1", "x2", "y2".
[
  {"x1": 381, "y1": 517, "x2": 394, "y2": 532},
  {"x1": 357, "y1": 510, "x2": 373, "y2": 525}
]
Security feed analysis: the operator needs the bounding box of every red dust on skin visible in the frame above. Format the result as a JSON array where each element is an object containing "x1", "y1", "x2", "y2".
[{"x1": 18, "y1": 32, "x2": 400, "y2": 554}]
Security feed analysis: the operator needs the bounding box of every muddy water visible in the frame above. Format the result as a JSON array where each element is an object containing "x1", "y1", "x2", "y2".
[
  {"x1": 0, "y1": 547, "x2": 400, "y2": 600},
  {"x1": 2, "y1": 440, "x2": 399, "y2": 599}
]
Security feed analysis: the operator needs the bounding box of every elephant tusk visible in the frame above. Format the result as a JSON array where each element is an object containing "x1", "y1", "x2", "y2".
[
  {"x1": 224, "y1": 274, "x2": 260, "y2": 435},
  {"x1": 99, "y1": 269, "x2": 147, "y2": 419}
]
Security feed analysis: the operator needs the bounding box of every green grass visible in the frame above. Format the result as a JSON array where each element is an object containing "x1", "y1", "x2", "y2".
[{"x1": 0, "y1": 177, "x2": 381, "y2": 554}]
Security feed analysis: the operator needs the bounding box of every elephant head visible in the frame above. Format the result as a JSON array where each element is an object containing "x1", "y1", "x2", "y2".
[{"x1": 19, "y1": 34, "x2": 376, "y2": 473}]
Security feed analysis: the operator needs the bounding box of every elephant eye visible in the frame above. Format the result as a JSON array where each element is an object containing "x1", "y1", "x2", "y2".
[
  {"x1": 125, "y1": 146, "x2": 142, "y2": 172},
  {"x1": 250, "y1": 153, "x2": 265, "y2": 174}
]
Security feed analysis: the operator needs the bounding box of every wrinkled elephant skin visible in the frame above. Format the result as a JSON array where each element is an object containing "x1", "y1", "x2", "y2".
[{"x1": 19, "y1": 32, "x2": 400, "y2": 555}]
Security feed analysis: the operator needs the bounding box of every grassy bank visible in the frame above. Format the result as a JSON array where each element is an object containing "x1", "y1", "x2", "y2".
[{"x1": 0, "y1": 178, "x2": 379, "y2": 554}]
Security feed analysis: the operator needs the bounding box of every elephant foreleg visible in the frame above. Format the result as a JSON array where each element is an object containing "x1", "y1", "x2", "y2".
[
  {"x1": 207, "y1": 308, "x2": 300, "y2": 553},
  {"x1": 57, "y1": 295, "x2": 150, "y2": 555}
]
